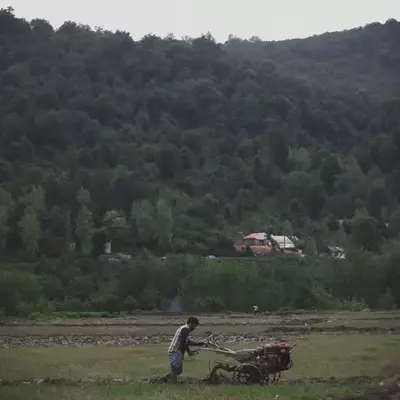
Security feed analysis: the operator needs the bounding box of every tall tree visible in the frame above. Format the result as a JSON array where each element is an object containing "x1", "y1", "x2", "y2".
[
  {"x1": 0, "y1": 188, "x2": 14, "y2": 250},
  {"x1": 351, "y1": 214, "x2": 383, "y2": 252},
  {"x1": 102, "y1": 209, "x2": 130, "y2": 246},
  {"x1": 19, "y1": 206, "x2": 41, "y2": 258},
  {"x1": 320, "y1": 155, "x2": 341, "y2": 191},
  {"x1": 131, "y1": 200, "x2": 155, "y2": 246},
  {"x1": 75, "y1": 188, "x2": 94, "y2": 255},
  {"x1": 155, "y1": 196, "x2": 174, "y2": 251},
  {"x1": 22, "y1": 186, "x2": 46, "y2": 216},
  {"x1": 75, "y1": 204, "x2": 94, "y2": 255},
  {"x1": 367, "y1": 180, "x2": 388, "y2": 221}
]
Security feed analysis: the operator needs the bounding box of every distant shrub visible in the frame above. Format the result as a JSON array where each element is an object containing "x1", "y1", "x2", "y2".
[
  {"x1": 15, "y1": 302, "x2": 34, "y2": 317},
  {"x1": 377, "y1": 289, "x2": 397, "y2": 310},
  {"x1": 337, "y1": 297, "x2": 368, "y2": 311},
  {"x1": 122, "y1": 295, "x2": 138, "y2": 312},
  {"x1": 200, "y1": 296, "x2": 225, "y2": 312},
  {"x1": 90, "y1": 294, "x2": 121, "y2": 313}
]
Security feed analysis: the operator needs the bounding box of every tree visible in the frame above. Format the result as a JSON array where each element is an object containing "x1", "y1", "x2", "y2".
[
  {"x1": 75, "y1": 204, "x2": 94, "y2": 255},
  {"x1": 21, "y1": 186, "x2": 46, "y2": 216},
  {"x1": 102, "y1": 209, "x2": 130, "y2": 245},
  {"x1": 267, "y1": 118, "x2": 289, "y2": 171},
  {"x1": 74, "y1": 188, "x2": 94, "y2": 254},
  {"x1": 131, "y1": 200, "x2": 155, "y2": 246},
  {"x1": 367, "y1": 180, "x2": 387, "y2": 221},
  {"x1": 155, "y1": 196, "x2": 173, "y2": 251},
  {"x1": 0, "y1": 188, "x2": 14, "y2": 250},
  {"x1": 304, "y1": 237, "x2": 317, "y2": 255},
  {"x1": 388, "y1": 210, "x2": 400, "y2": 239},
  {"x1": 289, "y1": 147, "x2": 311, "y2": 171},
  {"x1": 321, "y1": 155, "x2": 341, "y2": 191},
  {"x1": 307, "y1": 184, "x2": 326, "y2": 220},
  {"x1": 139, "y1": 282, "x2": 159, "y2": 310},
  {"x1": 282, "y1": 171, "x2": 314, "y2": 205},
  {"x1": 351, "y1": 215, "x2": 383, "y2": 252},
  {"x1": 77, "y1": 187, "x2": 91, "y2": 206},
  {"x1": 19, "y1": 206, "x2": 41, "y2": 258}
]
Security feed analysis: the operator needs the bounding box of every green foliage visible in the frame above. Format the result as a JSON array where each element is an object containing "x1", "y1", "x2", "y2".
[
  {"x1": 77, "y1": 188, "x2": 91, "y2": 206},
  {"x1": 1, "y1": 248, "x2": 399, "y2": 315},
  {"x1": 200, "y1": 296, "x2": 225, "y2": 312},
  {"x1": 155, "y1": 196, "x2": 173, "y2": 251},
  {"x1": 101, "y1": 209, "x2": 130, "y2": 248},
  {"x1": 304, "y1": 237, "x2": 317, "y2": 255},
  {"x1": 377, "y1": 289, "x2": 397, "y2": 310},
  {"x1": 351, "y1": 215, "x2": 383, "y2": 252},
  {"x1": 0, "y1": 270, "x2": 41, "y2": 314},
  {"x1": 321, "y1": 155, "x2": 342, "y2": 191},
  {"x1": 19, "y1": 206, "x2": 41, "y2": 259},
  {"x1": 289, "y1": 147, "x2": 311, "y2": 171},
  {"x1": 122, "y1": 295, "x2": 138, "y2": 312},
  {"x1": 21, "y1": 186, "x2": 46, "y2": 216},
  {"x1": 131, "y1": 200, "x2": 155, "y2": 246},
  {"x1": 0, "y1": 207, "x2": 10, "y2": 250},
  {"x1": 0, "y1": 9, "x2": 399, "y2": 314},
  {"x1": 75, "y1": 204, "x2": 94, "y2": 255}
]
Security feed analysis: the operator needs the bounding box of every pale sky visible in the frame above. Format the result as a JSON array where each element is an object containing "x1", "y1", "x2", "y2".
[{"x1": 2, "y1": 0, "x2": 399, "y2": 42}]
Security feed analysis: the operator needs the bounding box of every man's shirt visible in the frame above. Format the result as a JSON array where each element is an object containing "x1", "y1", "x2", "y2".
[{"x1": 168, "y1": 324, "x2": 202, "y2": 355}]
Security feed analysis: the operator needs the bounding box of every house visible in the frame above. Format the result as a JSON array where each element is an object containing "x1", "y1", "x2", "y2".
[
  {"x1": 232, "y1": 232, "x2": 301, "y2": 256},
  {"x1": 243, "y1": 232, "x2": 268, "y2": 245},
  {"x1": 270, "y1": 235, "x2": 295, "y2": 250},
  {"x1": 233, "y1": 232, "x2": 272, "y2": 256},
  {"x1": 270, "y1": 235, "x2": 302, "y2": 255},
  {"x1": 327, "y1": 246, "x2": 346, "y2": 259}
]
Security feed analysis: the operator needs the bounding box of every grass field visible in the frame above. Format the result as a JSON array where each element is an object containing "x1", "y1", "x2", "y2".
[
  {"x1": 1, "y1": 311, "x2": 400, "y2": 399},
  {"x1": 0, "y1": 382, "x2": 372, "y2": 400}
]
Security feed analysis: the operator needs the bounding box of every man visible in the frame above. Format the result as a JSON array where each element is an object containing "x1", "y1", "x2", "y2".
[
  {"x1": 161, "y1": 316, "x2": 205, "y2": 383},
  {"x1": 253, "y1": 305, "x2": 259, "y2": 315}
]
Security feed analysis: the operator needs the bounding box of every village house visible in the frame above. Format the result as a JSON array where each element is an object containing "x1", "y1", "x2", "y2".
[
  {"x1": 233, "y1": 232, "x2": 302, "y2": 256},
  {"x1": 327, "y1": 246, "x2": 346, "y2": 259}
]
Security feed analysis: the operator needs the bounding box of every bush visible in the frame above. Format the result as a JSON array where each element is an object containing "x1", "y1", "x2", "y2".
[
  {"x1": 377, "y1": 289, "x2": 397, "y2": 310},
  {"x1": 91, "y1": 294, "x2": 121, "y2": 313},
  {"x1": 122, "y1": 295, "x2": 138, "y2": 312},
  {"x1": 200, "y1": 296, "x2": 225, "y2": 312},
  {"x1": 337, "y1": 297, "x2": 368, "y2": 311},
  {"x1": 36, "y1": 300, "x2": 55, "y2": 315},
  {"x1": 15, "y1": 302, "x2": 34, "y2": 317},
  {"x1": 309, "y1": 289, "x2": 337, "y2": 310},
  {"x1": 55, "y1": 297, "x2": 90, "y2": 312}
]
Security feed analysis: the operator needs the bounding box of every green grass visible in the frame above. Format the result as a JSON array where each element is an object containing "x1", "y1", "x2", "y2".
[
  {"x1": 0, "y1": 382, "x2": 370, "y2": 400},
  {"x1": 1, "y1": 334, "x2": 399, "y2": 382}
]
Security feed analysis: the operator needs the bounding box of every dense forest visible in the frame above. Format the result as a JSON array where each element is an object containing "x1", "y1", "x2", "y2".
[{"x1": 0, "y1": 7, "x2": 400, "y2": 315}]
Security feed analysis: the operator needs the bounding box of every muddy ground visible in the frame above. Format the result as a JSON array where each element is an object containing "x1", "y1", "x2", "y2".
[{"x1": 1, "y1": 311, "x2": 399, "y2": 348}]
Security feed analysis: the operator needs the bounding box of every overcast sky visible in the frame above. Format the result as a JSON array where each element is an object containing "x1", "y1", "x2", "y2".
[{"x1": 2, "y1": 0, "x2": 399, "y2": 42}]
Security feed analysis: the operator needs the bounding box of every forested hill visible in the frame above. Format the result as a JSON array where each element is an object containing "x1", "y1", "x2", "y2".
[
  {"x1": 1, "y1": 7, "x2": 400, "y2": 258},
  {"x1": 224, "y1": 19, "x2": 400, "y2": 96}
]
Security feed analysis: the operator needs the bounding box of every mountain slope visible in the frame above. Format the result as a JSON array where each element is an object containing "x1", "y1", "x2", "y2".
[
  {"x1": 0, "y1": 7, "x2": 400, "y2": 257},
  {"x1": 225, "y1": 19, "x2": 400, "y2": 96}
]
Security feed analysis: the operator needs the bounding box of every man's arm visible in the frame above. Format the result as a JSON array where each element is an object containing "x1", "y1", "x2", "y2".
[
  {"x1": 180, "y1": 327, "x2": 192, "y2": 355},
  {"x1": 187, "y1": 337, "x2": 206, "y2": 347}
]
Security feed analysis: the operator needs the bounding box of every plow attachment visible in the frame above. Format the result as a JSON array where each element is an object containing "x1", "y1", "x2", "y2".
[{"x1": 199, "y1": 339, "x2": 295, "y2": 385}]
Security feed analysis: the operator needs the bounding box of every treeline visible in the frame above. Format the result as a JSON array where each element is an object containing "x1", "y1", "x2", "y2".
[
  {"x1": 2, "y1": 181, "x2": 397, "y2": 262},
  {"x1": 1, "y1": 249, "x2": 399, "y2": 317}
]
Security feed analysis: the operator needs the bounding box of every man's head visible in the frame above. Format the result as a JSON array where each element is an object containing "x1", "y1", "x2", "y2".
[{"x1": 187, "y1": 316, "x2": 200, "y2": 331}]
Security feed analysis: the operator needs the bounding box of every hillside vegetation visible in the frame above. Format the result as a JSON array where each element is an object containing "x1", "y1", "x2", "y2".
[{"x1": 0, "y1": 7, "x2": 400, "y2": 314}]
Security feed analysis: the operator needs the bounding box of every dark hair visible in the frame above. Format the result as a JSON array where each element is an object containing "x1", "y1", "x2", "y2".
[{"x1": 187, "y1": 317, "x2": 200, "y2": 325}]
